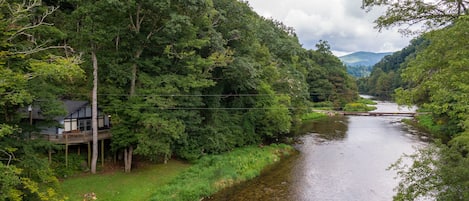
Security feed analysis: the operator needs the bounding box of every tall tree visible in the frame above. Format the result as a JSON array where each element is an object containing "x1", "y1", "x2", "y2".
[
  {"x1": 91, "y1": 47, "x2": 98, "y2": 173},
  {"x1": 396, "y1": 16, "x2": 469, "y2": 137},
  {"x1": 54, "y1": 0, "x2": 122, "y2": 173},
  {"x1": 0, "y1": 0, "x2": 82, "y2": 199}
]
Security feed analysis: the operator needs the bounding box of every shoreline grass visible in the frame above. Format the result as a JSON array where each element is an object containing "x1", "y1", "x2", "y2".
[
  {"x1": 149, "y1": 144, "x2": 295, "y2": 201},
  {"x1": 301, "y1": 111, "x2": 328, "y2": 121}
]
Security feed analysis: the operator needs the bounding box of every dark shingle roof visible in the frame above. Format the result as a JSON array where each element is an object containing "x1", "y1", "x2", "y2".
[
  {"x1": 63, "y1": 100, "x2": 88, "y2": 116},
  {"x1": 23, "y1": 100, "x2": 89, "y2": 120}
]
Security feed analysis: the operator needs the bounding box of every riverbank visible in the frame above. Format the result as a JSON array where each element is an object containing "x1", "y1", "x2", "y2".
[
  {"x1": 150, "y1": 144, "x2": 295, "y2": 201},
  {"x1": 60, "y1": 144, "x2": 295, "y2": 201}
]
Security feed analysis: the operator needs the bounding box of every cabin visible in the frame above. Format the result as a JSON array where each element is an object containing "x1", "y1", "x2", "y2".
[
  {"x1": 26, "y1": 100, "x2": 112, "y2": 167},
  {"x1": 27, "y1": 100, "x2": 111, "y2": 143}
]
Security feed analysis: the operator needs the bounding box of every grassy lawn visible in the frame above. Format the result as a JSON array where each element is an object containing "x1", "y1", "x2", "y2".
[{"x1": 60, "y1": 160, "x2": 190, "y2": 201}]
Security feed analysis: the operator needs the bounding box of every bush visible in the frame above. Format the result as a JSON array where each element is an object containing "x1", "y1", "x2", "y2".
[{"x1": 51, "y1": 153, "x2": 89, "y2": 178}]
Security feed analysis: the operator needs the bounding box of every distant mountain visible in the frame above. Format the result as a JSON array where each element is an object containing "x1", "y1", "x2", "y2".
[
  {"x1": 340, "y1": 51, "x2": 393, "y2": 67},
  {"x1": 339, "y1": 51, "x2": 393, "y2": 77}
]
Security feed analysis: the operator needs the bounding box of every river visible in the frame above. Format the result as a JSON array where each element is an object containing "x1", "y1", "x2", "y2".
[{"x1": 206, "y1": 100, "x2": 428, "y2": 201}]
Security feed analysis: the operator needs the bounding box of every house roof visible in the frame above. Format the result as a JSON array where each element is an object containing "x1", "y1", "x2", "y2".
[
  {"x1": 23, "y1": 100, "x2": 89, "y2": 120},
  {"x1": 63, "y1": 100, "x2": 88, "y2": 116}
]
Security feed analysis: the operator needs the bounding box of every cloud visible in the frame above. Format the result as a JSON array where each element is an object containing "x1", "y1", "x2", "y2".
[{"x1": 247, "y1": 0, "x2": 412, "y2": 54}]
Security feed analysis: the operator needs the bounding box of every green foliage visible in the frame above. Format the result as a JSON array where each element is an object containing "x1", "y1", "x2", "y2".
[
  {"x1": 301, "y1": 112, "x2": 327, "y2": 121},
  {"x1": 396, "y1": 17, "x2": 469, "y2": 138},
  {"x1": 51, "y1": 153, "x2": 89, "y2": 178},
  {"x1": 357, "y1": 97, "x2": 377, "y2": 105},
  {"x1": 0, "y1": 139, "x2": 65, "y2": 201},
  {"x1": 346, "y1": 65, "x2": 374, "y2": 77},
  {"x1": 0, "y1": 0, "x2": 84, "y2": 199},
  {"x1": 343, "y1": 102, "x2": 376, "y2": 112},
  {"x1": 358, "y1": 37, "x2": 426, "y2": 99},
  {"x1": 150, "y1": 144, "x2": 294, "y2": 201},
  {"x1": 362, "y1": 0, "x2": 468, "y2": 34},
  {"x1": 390, "y1": 140, "x2": 469, "y2": 201},
  {"x1": 305, "y1": 43, "x2": 358, "y2": 106},
  {"x1": 311, "y1": 101, "x2": 334, "y2": 109},
  {"x1": 414, "y1": 114, "x2": 443, "y2": 136}
]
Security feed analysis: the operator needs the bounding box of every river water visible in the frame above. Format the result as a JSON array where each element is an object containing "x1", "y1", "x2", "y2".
[{"x1": 206, "y1": 101, "x2": 428, "y2": 201}]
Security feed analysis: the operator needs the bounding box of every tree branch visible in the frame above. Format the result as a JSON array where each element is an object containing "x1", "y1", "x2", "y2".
[{"x1": 12, "y1": 44, "x2": 75, "y2": 55}]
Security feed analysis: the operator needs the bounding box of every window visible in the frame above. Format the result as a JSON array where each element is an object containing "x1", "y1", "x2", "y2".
[{"x1": 78, "y1": 119, "x2": 92, "y2": 131}]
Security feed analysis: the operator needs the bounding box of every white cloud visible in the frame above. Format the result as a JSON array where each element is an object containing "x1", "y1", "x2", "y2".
[{"x1": 247, "y1": 0, "x2": 412, "y2": 53}]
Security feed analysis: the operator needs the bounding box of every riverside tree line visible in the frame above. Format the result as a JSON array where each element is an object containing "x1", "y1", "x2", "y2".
[
  {"x1": 0, "y1": 0, "x2": 357, "y2": 200},
  {"x1": 362, "y1": 0, "x2": 469, "y2": 200}
]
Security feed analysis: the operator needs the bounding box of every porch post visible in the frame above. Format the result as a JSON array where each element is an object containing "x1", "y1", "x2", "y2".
[
  {"x1": 87, "y1": 142, "x2": 91, "y2": 168},
  {"x1": 65, "y1": 134, "x2": 68, "y2": 167},
  {"x1": 101, "y1": 139, "x2": 104, "y2": 167}
]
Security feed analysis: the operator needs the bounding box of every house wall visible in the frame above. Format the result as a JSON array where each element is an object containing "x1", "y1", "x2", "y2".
[
  {"x1": 39, "y1": 104, "x2": 110, "y2": 135},
  {"x1": 63, "y1": 119, "x2": 77, "y2": 133},
  {"x1": 40, "y1": 125, "x2": 59, "y2": 135}
]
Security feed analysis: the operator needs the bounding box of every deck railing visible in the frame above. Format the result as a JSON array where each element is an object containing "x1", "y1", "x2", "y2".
[{"x1": 40, "y1": 129, "x2": 111, "y2": 144}]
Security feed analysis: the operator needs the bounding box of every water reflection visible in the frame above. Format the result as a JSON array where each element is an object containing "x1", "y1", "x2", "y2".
[
  {"x1": 298, "y1": 116, "x2": 349, "y2": 141},
  {"x1": 207, "y1": 101, "x2": 427, "y2": 201}
]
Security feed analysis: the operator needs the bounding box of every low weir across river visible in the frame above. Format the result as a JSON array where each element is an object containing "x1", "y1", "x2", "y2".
[
  {"x1": 341, "y1": 111, "x2": 418, "y2": 117},
  {"x1": 206, "y1": 100, "x2": 428, "y2": 201}
]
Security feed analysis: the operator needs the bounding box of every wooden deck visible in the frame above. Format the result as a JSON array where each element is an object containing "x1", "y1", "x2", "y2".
[{"x1": 41, "y1": 129, "x2": 111, "y2": 144}]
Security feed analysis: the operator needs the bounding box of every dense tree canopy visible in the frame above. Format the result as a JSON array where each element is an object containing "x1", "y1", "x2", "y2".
[
  {"x1": 363, "y1": 1, "x2": 469, "y2": 199},
  {"x1": 1, "y1": 1, "x2": 358, "y2": 198},
  {"x1": 44, "y1": 0, "x2": 357, "y2": 171},
  {"x1": 0, "y1": 0, "x2": 83, "y2": 200},
  {"x1": 360, "y1": 0, "x2": 469, "y2": 200},
  {"x1": 396, "y1": 16, "x2": 469, "y2": 138},
  {"x1": 358, "y1": 37, "x2": 426, "y2": 99}
]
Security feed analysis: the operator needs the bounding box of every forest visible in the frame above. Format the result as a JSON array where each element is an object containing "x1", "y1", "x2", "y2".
[
  {"x1": 362, "y1": 0, "x2": 469, "y2": 200},
  {"x1": 0, "y1": 0, "x2": 357, "y2": 200}
]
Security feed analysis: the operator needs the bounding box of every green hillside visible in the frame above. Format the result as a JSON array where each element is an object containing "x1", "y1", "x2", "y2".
[{"x1": 339, "y1": 51, "x2": 393, "y2": 77}]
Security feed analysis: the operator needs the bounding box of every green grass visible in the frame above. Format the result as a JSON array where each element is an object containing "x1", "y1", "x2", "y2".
[
  {"x1": 302, "y1": 112, "x2": 327, "y2": 121},
  {"x1": 60, "y1": 145, "x2": 294, "y2": 201},
  {"x1": 343, "y1": 102, "x2": 377, "y2": 112},
  {"x1": 60, "y1": 160, "x2": 190, "y2": 201},
  {"x1": 149, "y1": 144, "x2": 295, "y2": 201}
]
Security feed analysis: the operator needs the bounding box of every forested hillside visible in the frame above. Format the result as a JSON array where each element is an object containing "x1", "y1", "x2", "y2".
[
  {"x1": 339, "y1": 51, "x2": 392, "y2": 77},
  {"x1": 357, "y1": 37, "x2": 426, "y2": 99},
  {"x1": 363, "y1": 0, "x2": 469, "y2": 200},
  {"x1": 0, "y1": 0, "x2": 357, "y2": 199}
]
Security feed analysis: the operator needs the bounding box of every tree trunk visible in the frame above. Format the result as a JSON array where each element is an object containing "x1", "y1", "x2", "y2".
[
  {"x1": 123, "y1": 146, "x2": 133, "y2": 173},
  {"x1": 130, "y1": 49, "x2": 143, "y2": 96},
  {"x1": 125, "y1": 49, "x2": 143, "y2": 173},
  {"x1": 91, "y1": 49, "x2": 99, "y2": 174}
]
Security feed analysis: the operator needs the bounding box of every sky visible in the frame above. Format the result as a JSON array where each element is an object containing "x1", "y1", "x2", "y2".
[{"x1": 247, "y1": 0, "x2": 413, "y2": 56}]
